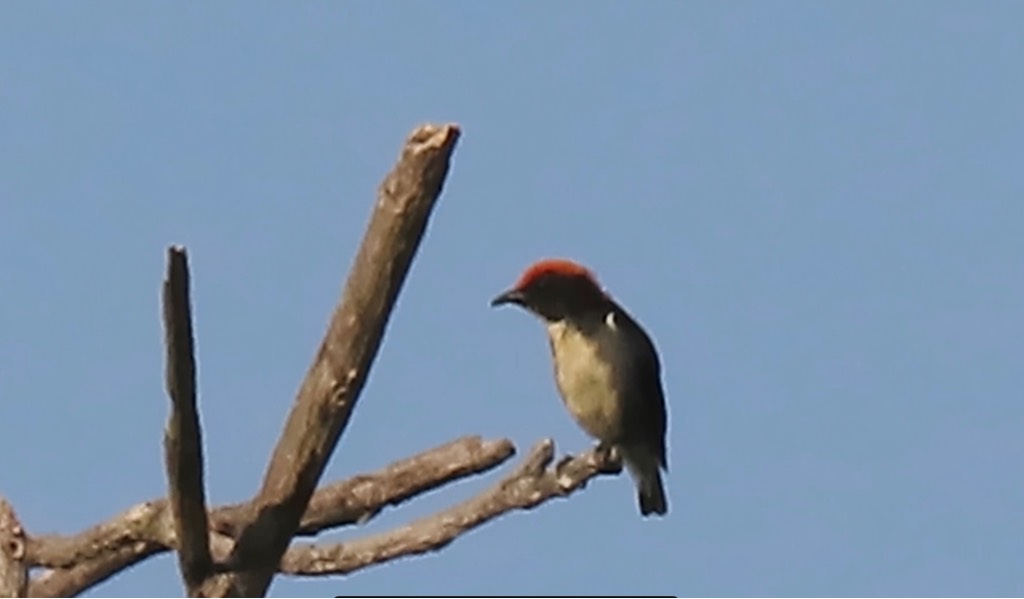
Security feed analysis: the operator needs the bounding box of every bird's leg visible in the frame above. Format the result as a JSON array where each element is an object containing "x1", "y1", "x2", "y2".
[
  {"x1": 592, "y1": 441, "x2": 624, "y2": 474},
  {"x1": 594, "y1": 441, "x2": 618, "y2": 464}
]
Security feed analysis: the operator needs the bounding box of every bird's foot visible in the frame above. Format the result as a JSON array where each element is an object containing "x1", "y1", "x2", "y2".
[
  {"x1": 592, "y1": 441, "x2": 623, "y2": 473},
  {"x1": 593, "y1": 441, "x2": 617, "y2": 463}
]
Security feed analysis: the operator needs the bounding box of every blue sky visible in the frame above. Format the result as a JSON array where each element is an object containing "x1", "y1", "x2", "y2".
[{"x1": 2, "y1": 2, "x2": 1022, "y2": 597}]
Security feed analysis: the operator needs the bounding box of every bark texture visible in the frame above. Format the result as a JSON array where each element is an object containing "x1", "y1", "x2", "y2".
[{"x1": 4, "y1": 123, "x2": 625, "y2": 598}]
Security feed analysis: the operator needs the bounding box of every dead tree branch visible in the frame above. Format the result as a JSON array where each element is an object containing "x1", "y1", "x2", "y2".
[
  {"x1": 161, "y1": 246, "x2": 214, "y2": 595},
  {"x1": 211, "y1": 436, "x2": 515, "y2": 538},
  {"x1": 28, "y1": 542, "x2": 162, "y2": 599},
  {"x1": 25, "y1": 500, "x2": 166, "y2": 571},
  {"x1": 11, "y1": 122, "x2": 628, "y2": 598},
  {"x1": 279, "y1": 440, "x2": 621, "y2": 576},
  {"x1": 200, "y1": 122, "x2": 460, "y2": 597},
  {"x1": 25, "y1": 436, "x2": 509, "y2": 597},
  {"x1": 25, "y1": 439, "x2": 617, "y2": 597},
  {"x1": 0, "y1": 498, "x2": 28, "y2": 597}
]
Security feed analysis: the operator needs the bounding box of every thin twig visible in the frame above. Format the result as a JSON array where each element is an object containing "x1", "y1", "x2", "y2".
[
  {"x1": 278, "y1": 440, "x2": 621, "y2": 576},
  {"x1": 162, "y1": 246, "x2": 214, "y2": 595}
]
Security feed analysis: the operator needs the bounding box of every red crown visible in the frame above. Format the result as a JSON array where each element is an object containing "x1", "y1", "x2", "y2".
[{"x1": 514, "y1": 258, "x2": 599, "y2": 289}]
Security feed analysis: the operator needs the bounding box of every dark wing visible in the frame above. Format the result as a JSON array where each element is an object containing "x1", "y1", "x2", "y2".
[{"x1": 615, "y1": 306, "x2": 669, "y2": 470}]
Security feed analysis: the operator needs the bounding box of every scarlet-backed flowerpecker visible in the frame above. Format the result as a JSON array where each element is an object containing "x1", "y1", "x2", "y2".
[{"x1": 492, "y1": 259, "x2": 669, "y2": 516}]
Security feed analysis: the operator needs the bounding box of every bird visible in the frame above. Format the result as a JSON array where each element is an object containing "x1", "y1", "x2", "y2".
[{"x1": 491, "y1": 258, "x2": 669, "y2": 516}]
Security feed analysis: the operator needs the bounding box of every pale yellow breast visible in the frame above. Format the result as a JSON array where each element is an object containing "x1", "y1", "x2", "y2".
[{"x1": 546, "y1": 320, "x2": 624, "y2": 441}]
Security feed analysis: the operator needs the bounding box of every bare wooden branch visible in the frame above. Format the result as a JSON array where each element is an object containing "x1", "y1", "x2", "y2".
[
  {"x1": 26, "y1": 500, "x2": 166, "y2": 571},
  {"x1": 28, "y1": 542, "x2": 162, "y2": 599},
  {"x1": 25, "y1": 436, "x2": 509, "y2": 597},
  {"x1": 277, "y1": 440, "x2": 621, "y2": 576},
  {"x1": 0, "y1": 498, "x2": 28, "y2": 597},
  {"x1": 211, "y1": 436, "x2": 515, "y2": 538},
  {"x1": 26, "y1": 439, "x2": 615, "y2": 597},
  {"x1": 199, "y1": 122, "x2": 461, "y2": 597},
  {"x1": 161, "y1": 246, "x2": 214, "y2": 595}
]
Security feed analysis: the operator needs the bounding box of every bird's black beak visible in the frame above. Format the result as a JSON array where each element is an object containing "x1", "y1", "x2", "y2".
[{"x1": 490, "y1": 289, "x2": 525, "y2": 307}]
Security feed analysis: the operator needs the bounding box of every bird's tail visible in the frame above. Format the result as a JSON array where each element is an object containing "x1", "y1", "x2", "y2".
[
  {"x1": 620, "y1": 446, "x2": 668, "y2": 517},
  {"x1": 636, "y1": 469, "x2": 668, "y2": 516}
]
